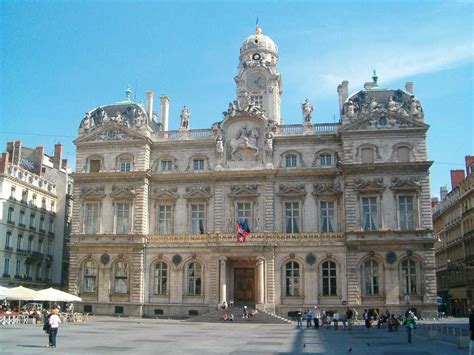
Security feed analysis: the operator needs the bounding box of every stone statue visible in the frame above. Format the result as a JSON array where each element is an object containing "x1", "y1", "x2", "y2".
[
  {"x1": 115, "y1": 111, "x2": 122, "y2": 122},
  {"x1": 229, "y1": 126, "x2": 259, "y2": 160},
  {"x1": 264, "y1": 131, "x2": 274, "y2": 156},
  {"x1": 408, "y1": 95, "x2": 422, "y2": 116},
  {"x1": 387, "y1": 96, "x2": 398, "y2": 111},
  {"x1": 301, "y1": 99, "x2": 313, "y2": 122},
  {"x1": 216, "y1": 134, "x2": 224, "y2": 157},
  {"x1": 223, "y1": 101, "x2": 237, "y2": 117},
  {"x1": 369, "y1": 97, "x2": 378, "y2": 111},
  {"x1": 82, "y1": 112, "x2": 93, "y2": 130},
  {"x1": 180, "y1": 105, "x2": 190, "y2": 129},
  {"x1": 345, "y1": 100, "x2": 355, "y2": 117}
]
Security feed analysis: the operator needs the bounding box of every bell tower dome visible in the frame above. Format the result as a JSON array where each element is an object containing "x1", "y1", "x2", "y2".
[{"x1": 236, "y1": 25, "x2": 282, "y2": 124}]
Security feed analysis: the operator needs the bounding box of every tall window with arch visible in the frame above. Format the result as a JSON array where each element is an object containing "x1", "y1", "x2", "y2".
[
  {"x1": 114, "y1": 261, "x2": 128, "y2": 294},
  {"x1": 285, "y1": 261, "x2": 300, "y2": 296},
  {"x1": 321, "y1": 260, "x2": 337, "y2": 296},
  {"x1": 363, "y1": 259, "x2": 380, "y2": 295},
  {"x1": 401, "y1": 258, "x2": 417, "y2": 294},
  {"x1": 154, "y1": 261, "x2": 168, "y2": 295},
  {"x1": 82, "y1": 260, "x2": 97, "y2": 293},
  {"x1": 187, "y1": 262, "x2": 202, "y2": 295},
  {"x1": 284, "y1": 202, "x2": 300, "y2": 233}
]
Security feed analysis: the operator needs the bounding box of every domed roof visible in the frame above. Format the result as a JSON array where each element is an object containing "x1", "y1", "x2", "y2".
[{"x1": 240, "y1": 25, "x2": 278, "y2": 54}]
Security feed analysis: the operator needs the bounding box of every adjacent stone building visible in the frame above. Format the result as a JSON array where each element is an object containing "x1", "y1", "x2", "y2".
[
  {"x1": 0, "y1": 141, "x2": 72, "y2": 288},
  {"x1": 69, "y1": 26, "x2": 437, "y2": 317},
  {"x1": 433, "y1": 156, "x2": 474, "y2": 316}
]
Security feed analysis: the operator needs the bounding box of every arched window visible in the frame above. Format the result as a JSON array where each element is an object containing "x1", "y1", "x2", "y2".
[
  {"x1": 397, "y1": 146, "x2": 410, "y2": 162},
  {"x1": 113, "y1": 261, "x2": 128, "y2": 294},
  {"x1": 82, "y1": 260, "x2": 97, "y2": 293},
  {"x1": 285, "y1": 154, "x2": 297, "y2": 168},
  {"x1": 401, "y1": 259, "x2": 418, "y2": 294},
  {"x1": 363, "y1": 259, "x2": 380, "y2": 295},
  {"x1": 322, "y1": 261, "x2": 337, "y2": 296},
  {"x1": 187, "y1": 262, "x2": 202, "y2": 295},
  {"x1": 285, "y1": 261, "x2": 300, "y2": 296},
  {"x1": 154, "y1": 261, "x2": 168, "y2": 295},
  {"x1": 7, "y1": 207, "x2": 14, "y2": 222}
]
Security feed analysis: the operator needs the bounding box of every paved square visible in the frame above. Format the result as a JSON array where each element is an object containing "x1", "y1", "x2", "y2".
[{"x1": 0, "y1": 317, "x2": 468, "y2": 354}]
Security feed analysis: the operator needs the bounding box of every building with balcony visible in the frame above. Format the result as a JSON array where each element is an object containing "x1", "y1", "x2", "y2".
[
  {"x1": 433, "y1": 156, "x2": 474, "y2": 316},
  {"x1": 0, "y1": 141, "x2": 73, "y2": 289},
  {"x1": 69, "y1": 26, "x2": 436, "y2": 317}
]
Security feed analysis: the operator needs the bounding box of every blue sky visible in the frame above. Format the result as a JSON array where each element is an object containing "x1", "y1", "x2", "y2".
[{"x1": 1, "y1": 0, "x2": 472, "y2": 197}]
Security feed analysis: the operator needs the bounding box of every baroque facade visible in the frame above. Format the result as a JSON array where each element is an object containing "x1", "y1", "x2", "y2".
[
  {"x1": 0, "y1": 141, "x2": 72, "y2": 288},
  {"x1": 69, "y1": 26, "x2": 437, "y2": 317},
  {"x1": 433, "y1": 157, "x2": 474, "y2": 316}
]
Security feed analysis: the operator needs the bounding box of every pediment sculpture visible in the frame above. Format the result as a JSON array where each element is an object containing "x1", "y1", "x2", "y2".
[{"x1": 229, "y1": 125, "x2": 260, "y2": 161}]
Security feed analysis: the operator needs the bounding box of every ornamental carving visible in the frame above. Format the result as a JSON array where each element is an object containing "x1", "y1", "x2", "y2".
[
  {"x1": 100, "y1": 253, "x2": 110, "y2": 265},
  {"x1": 390, "y1": 176, "x2": 421, "y2": 191},
  {"x1": 184, "y1": 186, "x2": 212, "y2": 199},
  {"x1": 228, "y1": 125, "x2": 260, "y2": 161},
  {"x1": 306, "y1": 253, "x2": 316, "y2": 265},
  {"x1": 354, "y1": 178, "x2": 385, "y2": 192},
  {"x1": 152, "y1": 188, "x2": 179, "y2": 200},
  {"x1": 277, "y1": 184, "x2": 306, "y2": 198},
  {"x1": 111, "y1": 185, "x2": 136, "y2": 199},
  {"x1": 313, "y1": 182, "x2": 342, "y2": 195},
  {"x1": 222, "y1": 90, "x2": 266, "y2": 119},
  {"x1": 386, "y1": 251, "x2": 397, "y2": 264},
  {"x1": 96, "y1": 129, "x2": 136, "y2": 141},
  {"x1": 172, "y1": 254, "x2": 182, "y2": 266},
  {"x1": 81, "y1": 186, "x2": 106, "y2": 199},
  {"x1": 228, "y1": 185, "x2": 259, "y2": 199}
]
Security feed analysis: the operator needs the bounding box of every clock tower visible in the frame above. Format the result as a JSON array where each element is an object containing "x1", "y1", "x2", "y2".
[{"x1": 236, "y1": 25, "x2": 282, "y2": 124}]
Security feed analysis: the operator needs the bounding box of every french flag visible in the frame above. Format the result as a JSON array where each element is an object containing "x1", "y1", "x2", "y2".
[{"x1": 236, "y1": 219, "x2": 250, "y2": 243}]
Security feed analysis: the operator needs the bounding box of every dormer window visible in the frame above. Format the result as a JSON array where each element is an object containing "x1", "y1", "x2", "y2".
[
  {"x1": 193, "y1": 159, "x2": 204, "y2": 171},
  {"x1": 285, "y1": 154, "x2": 297, "y2": 168},
  {"x1": 161, "y1": 160, "x2": 172, "y2": 172},
  {"x1": 320, "y1": 154, "x2": 332, "y2": 167}
]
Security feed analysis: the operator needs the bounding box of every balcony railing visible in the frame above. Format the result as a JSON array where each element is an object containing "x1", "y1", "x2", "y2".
[
  {"x1": 7, "y1": 220, "x2": 15, "y2": 226},
  {"x1": 2, "y1": 273, "x2": 10, "y2": 278},
  {"x1": 4, "y1": 246, "x2": 13, "y2": 251},
  {"x1": 48, "y1": 232, "x2": 55, "y2": 238}
]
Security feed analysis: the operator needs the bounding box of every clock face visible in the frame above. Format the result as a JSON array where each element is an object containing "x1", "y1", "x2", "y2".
[
  {"x1": 252, "y1": 52, "x2": 261, "y2": 60},
  {"x1": 247, "y1": 73, "x2": 266, "y2": 91}
]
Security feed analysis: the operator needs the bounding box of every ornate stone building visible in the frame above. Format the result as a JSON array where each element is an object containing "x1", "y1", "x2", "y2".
[{"x1": 69, "y1": 26, "x2": 437, "y2": 317}]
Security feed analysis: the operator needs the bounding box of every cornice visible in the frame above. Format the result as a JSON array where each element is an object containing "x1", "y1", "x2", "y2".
[
  {"x1": 341, "y1": 161, "x2": 432, "y2": 174},
  {"x1": 72, "y1": 171, "x2": 150, "y2": 182}
]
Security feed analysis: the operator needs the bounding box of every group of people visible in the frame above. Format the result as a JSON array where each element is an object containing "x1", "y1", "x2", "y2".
[
  {"x1": 42, "y1": 306, "x2": 62, "y2": 348},
  {"x1": 296, "y1": 307, "x2": 355, "y2": 331}
]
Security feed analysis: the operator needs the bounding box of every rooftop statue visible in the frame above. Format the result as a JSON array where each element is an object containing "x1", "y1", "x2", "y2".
[
  {"x1": 301, "y1": 99, "x2": 313, "y2": 122},
  {"x1": 180, "y1": 105, "x2": 191, "y2": 129}
]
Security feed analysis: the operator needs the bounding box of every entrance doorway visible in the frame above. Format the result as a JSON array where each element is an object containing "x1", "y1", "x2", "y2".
[{"x1": 234, "y1": 268, "x2": 255, "y2": 304}]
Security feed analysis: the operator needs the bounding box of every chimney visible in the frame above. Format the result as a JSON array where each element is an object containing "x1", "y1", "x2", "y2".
[
  {"x1": 160, "y1": 95, "x2": 170, "y2": 131},
  {"x1": 6, "y1": 140, "x2": 22, "y2": 165},
  {"x1": 54, "y1": 143, "x2": 63, "y2": 169},
  {"x1": 465, "y1": 155, "x2": 474, "y2": 175},
  {"x1": 431, "y1": 197, "x2": 439, "y2": 209},
  {"x1": 146, "y1": 91, "x2": 154, "y2": 119},
  {"x1": 0, "y1": 152, "x2": 9, "y2": 173},
  {"x1": 33, "y1": 146, "x2": 44, "y2": 175},
  {"x1": 440, "y1": 186, "x2": 448, "y2": 200},
  {"x1": 405, "y1": 82, "x2": 413, "y2": 94},
  {"x1": 61, "y1": 159, "x2": 68, "y2": 170},
  {"x1": 450, "y1": 169, "x2": 465, "y2": 190},
  {"x1": 337, "y1": 80, "x2": 349, "y2": 114}
]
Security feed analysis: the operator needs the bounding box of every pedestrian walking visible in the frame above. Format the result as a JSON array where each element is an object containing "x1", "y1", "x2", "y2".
[
  {"x1": 469, "y1": 304, "x2": 474, "y2": 355},
  {"x1": 363, "y1": 309, "x2": 371, "y2": 328},
  {"x1": 346, "y1": 308, "x2": 354, "y2": 330},
  {"x1": 403, "y1": 311, "x2": 416, "y2": 344},
  {"x1": 296, "y1": 308, "x2": 303, "y2": 328},
  {"x1": 313, "y1": 307, "x2": 320, "y2": 329},
  {"x1": 48, "y1": 308, "x2": 61, "y2": 348},
  {"x1": 306, "y1": 308, "x2": 313, "y2": 328},
  {"x1": 333, "y1": 311, "x2": 340, "y2": 330}
]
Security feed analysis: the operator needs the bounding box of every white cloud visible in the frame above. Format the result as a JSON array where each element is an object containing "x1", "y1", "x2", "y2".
[{"x1": 284, "y1": 41, "x2": 474, "y2": 98}]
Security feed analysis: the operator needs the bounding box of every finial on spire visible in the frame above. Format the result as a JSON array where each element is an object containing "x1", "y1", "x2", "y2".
[
  {"x1": 372, "y1": 69, "x2": 378, "y2": 85},
  {"x1": 125, "y1": 84, "x2": 132, "y2": 101},
  {"x1": 256, "y1": 25, "x2": 262, "y2": 35}
]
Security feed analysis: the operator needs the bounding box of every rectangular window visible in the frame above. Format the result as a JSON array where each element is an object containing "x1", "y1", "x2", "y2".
[
  {"x1": 39, "y1": 217, "x2": 45, "y2": 231},
  {"x1": 17, "y1": 235, "x2": 23, "y2": 250},
  {"x1": 3, "y1": 257, "x2": 10, "y2": 275},
  {"x1": 120, "y1": 160, "x2": 131, "y2": 172},
  {"x1": 361, "y1": 197, "x2": 378, "y2": 231},
  {"x1": 29, "y1": 213, "x2": 36, "y2": 228},
  {"x1": 7, "y1": 207, "x2": 14, "y2": 222},
  {"x1": 285, "y1": 155, "x2": 297, "y2": 168},
  {"x1": 251, "y1": 95, "x2": 263, "y2": 107},
  {"x1": 191, "y1": 204, "x2": 205, "y2": 234},
  {"x1": 47, "y1": 240, "x2": 52, "y2": 255},
  {"x1": 19, "y1": 211, "x2": 25, "y2": 225},
  {"x1": 25, "y1": 263, "x2": 31, "y2": 277},
  {"x1": 84, "y1": 203, "x2": 99, "y2": 234},
  {"x1": 158, "y1": 205, "x2": 173, "y2": 234},
  {"x1": 193, "y1": 159, "x2": 205, "y2": 171},
  {"x1": 398, "y1": 196, "x2": 414, "y2": 230},
  {"x1": 48, "y1": 219, "x2": 54, "y2": 233},
  {"x1": 320, "y1": 201, "x2": 335, "y2": 233},
  {"x1": 10, "y1": 187, "x2": 16, "y2": 199},
  {"x1": 5, "y1": 232, "x2": 11, "y2": 248},
  {"x1": 285, "y1": 202, "x2": 300, "y2": 233},
  {"x1": 161, "y1": 160, "x2": 172, "y2": 172},
  {"x1": 27, "y1": 237, "x2": 33, "y2": 252},
  {"x1": 21, "y1": 190, "x2": 28, "y2": 203},
  {"x1": 320, "y1": 154, "x2": 332, "y2": 167},
  {"x1": 15, "y1": 259, "x2": 21, "y2": 276},
  {"x1": 116, "y1": 203, "x2": 130, "y2": 234},
  {"x1": 89, "y1": 160, "x2": 101, "y2": 172},
  {"x1": 236, "y1": 202, "x2": 252, "y2": 230},
  {"x1": 38, "y1": 239, "x2": 43, "y2": 253}
]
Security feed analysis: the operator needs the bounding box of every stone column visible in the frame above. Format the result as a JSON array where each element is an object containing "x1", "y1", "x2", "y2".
[
  {"x1": 257, "y1": 256, "x2": 265, "y2": 305},
  {"x1": 219, "y1": 257, "x2": 227, "y2": 304}
]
